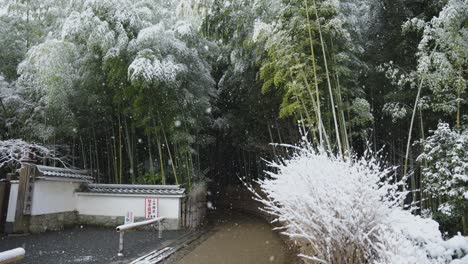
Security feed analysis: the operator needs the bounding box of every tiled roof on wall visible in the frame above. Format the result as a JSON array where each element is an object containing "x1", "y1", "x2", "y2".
[
  {"x1": 85, "y1": 184, "x2": 185, "y2": 196},
  {"x1": 36, "y1": 165, "x2": 94, "y2": 181}
]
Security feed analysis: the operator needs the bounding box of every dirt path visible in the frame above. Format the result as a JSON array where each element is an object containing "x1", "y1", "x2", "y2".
[{"x1": 170, "y1": 211, "x2": 297, "y2": 264}]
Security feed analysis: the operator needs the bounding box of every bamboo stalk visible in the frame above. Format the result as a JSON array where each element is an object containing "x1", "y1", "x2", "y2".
[
  {"x1": 312, "y1": 0, "x2": 342, "y2": 157},
  {"x1": 335, "y1": 74, "x2": 350, "y2": 155},
  {"x1": 267, "y1": 121, "x2": 278, "y2": 159},
  {"x1": 156, "y1": 133, "x2": 165, "y2": 184},
  {"x1": 106, "y1": 135, "x2": 111, "y2": 183},
  {"x1": 93, "y1": 129, "x2": 100, "y2": 183},
  {"x1": 118, "y1": 116, "x2": 123, "y2": 184},
  {"x1": 89, "y1": 143, "x2": 93, "y2": 179},
  {"x1": 185, "y1": 152, "x2": 191, "y2": 189},
  {"x1": 330, "y1": 33, "x2": 350, "y2": 155},
  {"x1": 288, "y1": 68, "x2": 316, "y2": 143},
  {"x1": 80, "y1": 135, "x2": 87, "y2": 169},
  {"x1": 112, "y1": 128, "x2": 118, "y2": 183},
  {"x1": 304, "y1": 0, "x2": 324, "y2": 148},
  {"x1": 124, "y1": 118, "x2": 135, "y2": 183},
  {"x1": 301, "y1": 72, "x2": 332, "y2": 150},
  {"x1": 404, "y1": 43, "x2": 439, "y2": 177},
  {"x1": 297, "y1": 95, "x2": 317, "y2": 143},
  {"x1": 147, "y1": 131, "x2": 154, "y2": 173},
  {"x1": 162, "y1": 124, "x2": 178, "y2": 184}
]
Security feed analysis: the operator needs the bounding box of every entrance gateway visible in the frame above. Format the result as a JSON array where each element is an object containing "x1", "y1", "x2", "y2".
[{"x1": 2, "y1": 161, "x2": 186, "y2": 234}]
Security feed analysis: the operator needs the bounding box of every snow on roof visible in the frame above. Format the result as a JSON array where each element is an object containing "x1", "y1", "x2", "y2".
[
  {"x1": 85, "y1": 184, "x2": 185, "y2": 196},
  {"x1": 36, "y1": 165, "x2": 94, "y2": 182}
]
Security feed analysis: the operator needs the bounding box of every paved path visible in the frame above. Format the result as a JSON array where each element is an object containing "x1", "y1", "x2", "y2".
[
  {"x1": 0, "y1": 226, "x2": 186, "y2": 263},
  {"x1": 170, "y1": 211, "x2": 296, "y2": 264}
]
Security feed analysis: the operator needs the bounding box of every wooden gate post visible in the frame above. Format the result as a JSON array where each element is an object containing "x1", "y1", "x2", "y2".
[{"x1": 13, "y1": 162, "x2": 37, "y2": 234}]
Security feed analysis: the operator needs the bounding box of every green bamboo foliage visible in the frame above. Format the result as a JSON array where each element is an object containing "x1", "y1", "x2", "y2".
[{"x1": 258, "y1": 0, "x2": 360, "y2": 156}]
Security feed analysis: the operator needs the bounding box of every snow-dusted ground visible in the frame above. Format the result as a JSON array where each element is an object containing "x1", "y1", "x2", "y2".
[{"x1": 0, "y1": 226, "x2": 186, "y2": 263}]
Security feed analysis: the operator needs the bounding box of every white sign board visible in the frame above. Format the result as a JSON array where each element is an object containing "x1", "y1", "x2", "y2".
[
  {"x1": 145, "y1": 197, "x2": 158, "y2": 219},
  {"x1": 124, "y1": 211, "x2": 134, "y2": 224}
]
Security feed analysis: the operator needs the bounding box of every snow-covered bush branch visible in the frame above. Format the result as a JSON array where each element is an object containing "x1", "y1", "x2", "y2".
[
  {"x1": 254, "y1": 146, "x2": 468, "y2": 263},
  {"x1": 0, "y1": 139, "x2": 63, "y2": 169}
]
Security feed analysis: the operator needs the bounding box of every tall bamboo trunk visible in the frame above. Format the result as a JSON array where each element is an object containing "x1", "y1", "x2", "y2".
[
  {"x1": 156, "y1": 133, "x2": 165, "y2": 184},
  {"x1": 118, "y1": 116, "x2": 123, "y2": 184},
  {"x1": 329, "y1": 34, "x2": 350, "y2": 155},
  {"x1": 147, "y1": 131, "x2": 154, "y2": 173},
  {"x1": 404, "y1": 43, "x2": 438, "y2": 178},
  {"x1": 124, "y1": 118, "x2": 135, "y2": 183},
  {"x1": 162, "y1": 125, "x2": 178, "y2": 185},
  {"x1": 93, "y1": 129, "x2": 100, "y2": 183},
  {"x1": 312, "y1": 0, "x2": 342, "y2": 156},
  {"x1": 288, "y1": 68, "x2": 313, "y2": 142},
  {"x1": 348, "y1": 107, "x2": 353, "y2": 148},
  {"x1": 267, "y1": 122, "x2": 278, "y2": 162},
  {"x1": 72, "y1": 134, "x2": 75, "y2": 167},
  {"x1": 112, "y1": 127, "x2": 118, "y2": 183},
  {"x1": 80, "y1": 135, "x2": 87, "y2": 169},
  {"x1": 88, "y1": 143, "x2": 93, "y2": 179},
  {"x1": 418, "y1": 110, "x2": 425, "y2": 206},
  {"x1": 297, "y1": 95, "x2": 317, "y2": 143},
  {"x1": 185, "y1": 152, "x2": 192, "y2": 189},
  {"x1": 301, "y1": 73, "x2": 332, "y2": 150},
  {"x1": 304, "y1": 0, "x2": 324, "y2": 148},
  {"x1": 106, "y1": 134, "x2": 111, "y2": 183}
]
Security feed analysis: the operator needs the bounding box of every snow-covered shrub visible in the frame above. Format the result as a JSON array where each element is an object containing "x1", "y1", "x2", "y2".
[{"x1": 254, "y1": 146, "x2": 468, "y2": 263}]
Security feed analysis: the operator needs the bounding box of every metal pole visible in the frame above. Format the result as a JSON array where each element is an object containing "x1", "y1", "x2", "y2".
[
  {"x1": 115, "y1": 217, "x2": 165, "y2": 256},
  {"x1": 118, "y1": 231, "x2": 124, "y2": 257},
  {"x1": 116, "y1": 217, "x2": 164, "y2": 232},
  {"x1": 158, "y1": 221, "x2": 162, "y2": 239}
]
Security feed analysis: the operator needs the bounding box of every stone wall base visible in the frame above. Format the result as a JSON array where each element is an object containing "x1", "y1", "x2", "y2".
[
  {"x1": 29, "y1": 211, "x2": 77, "y2": 233},
  {"x1": 16, "y1": 213, "x2": 180, "y2": 234},
  {"x1": 4, "y1": 222, "x2": 14, "y2": 233}
]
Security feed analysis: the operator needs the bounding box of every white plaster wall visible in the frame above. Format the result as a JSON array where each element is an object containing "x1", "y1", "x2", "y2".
[
  {"x1": 6, "y1": 182, "x2": 18, "y2": 222},
  {"x1": 76, "y1": 194, "x2": 180, "y2": 219},
  {"x1": 31, "y1": 180, "x2": 81, "y2": 215}
]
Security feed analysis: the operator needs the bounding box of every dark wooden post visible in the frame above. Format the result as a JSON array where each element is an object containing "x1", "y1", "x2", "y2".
[
  {"x1": 13, "y1": 153, "x2": 37, "y2": 234},
  {"x1": 0, "y1": 180, "x2": 10, "y2": 233}
]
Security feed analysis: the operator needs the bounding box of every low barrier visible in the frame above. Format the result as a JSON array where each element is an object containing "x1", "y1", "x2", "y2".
[
  {"x1": 116, "y1": 217, "x2": 165, "y2": 256},
  {"x1": 0, "y1": 248, "x2": 25, "y2": 264}
]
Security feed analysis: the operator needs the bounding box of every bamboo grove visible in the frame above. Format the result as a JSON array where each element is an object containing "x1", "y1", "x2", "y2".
[{"x1": 0, "y1": 0, "x2": 466, "y2": 232}]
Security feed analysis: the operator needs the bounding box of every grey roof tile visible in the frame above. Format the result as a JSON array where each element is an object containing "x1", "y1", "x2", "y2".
[
  {"x1": 37, "y1": 165, "x2": 94, "y2": 181},
  {"x1": 85, "y1": 184, "x2": 185, "y2": 196}
]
